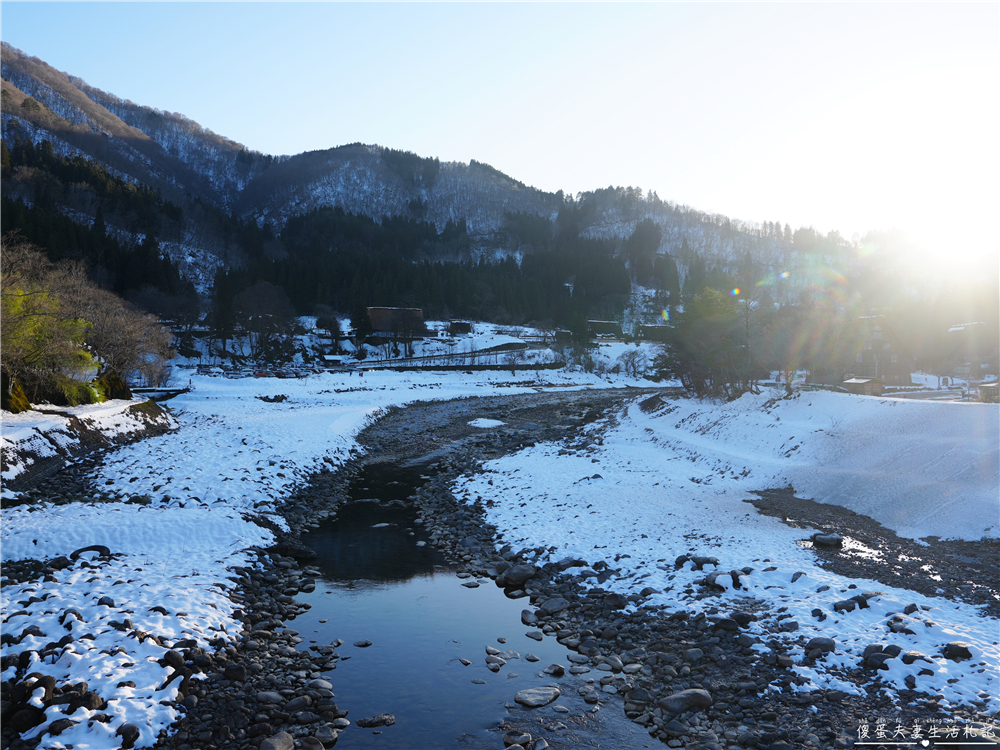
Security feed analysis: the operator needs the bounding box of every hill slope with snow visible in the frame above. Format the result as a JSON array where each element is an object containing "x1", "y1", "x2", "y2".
[{"x1": 2, "y1": 42, "x2": 800, "y2": 283}]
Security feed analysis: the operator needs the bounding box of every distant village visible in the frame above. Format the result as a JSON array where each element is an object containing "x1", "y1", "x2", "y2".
[{"x1": 188, "y1": 305, "x2": 999, "y2": 403}]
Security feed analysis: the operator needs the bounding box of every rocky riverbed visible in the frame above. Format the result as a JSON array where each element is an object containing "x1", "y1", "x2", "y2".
[{"x1": 3, "y1": 389, "x2": 998, "y2": 750}]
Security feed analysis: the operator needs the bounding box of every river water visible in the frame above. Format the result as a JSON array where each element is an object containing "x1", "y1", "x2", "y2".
[{"x1": 293, "y1": 463, "x2": 657, "y2": 750}]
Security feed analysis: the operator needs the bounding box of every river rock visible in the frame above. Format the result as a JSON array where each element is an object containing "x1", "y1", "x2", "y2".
[
  {"x1": 537, "y1": 597, "x2": 570, "y2": 615},
  {"x1": 260, "y1": 731, "x2": 295, "y2": 750},
  {"x1": 504, "y1": 730, "x2": 532, "y2": 746},
  {"x1": 47, "y1": 555, "x2": 73, "y2": 571},
  {"x1": 901, "y1": 650, "x2": 933, "y2": 665},
  {"x1": 356, "y1": 713, "x2": 395, "y2": 728},
  {"x1": 8, "y1": 708, "x2": 44, "y2": 733},
  {"x1": 45, "y1": 717, "x2": 78, "y2": 736},
  {"x1": 805, "y1": 637, "x2": 836, "y2": 653},
  {"x1": 313, "y1": 724, "x2": 339, "y2": 745},
  {"x1": 70, "y1": 545, "x2": 111, "y2": 560},
  {"x1": 658, "y1": 688, "x2": 714, "y2": 714},
  {"x1": 115, "y1": 723, "x2": 140, "y2": 749},
  {"x1": 690, "y1": 555, "x2": 719, "y2": 570},
  {"x1": 354, "y1": 639, "x2": 373, "y2": 647},
  {"x1": 515, "y1": 686, "x2": 561, "y2": 707},
  {"x1": 499, "y1": 564, "x2": 537, "y2": 587},
  {"x1": 257, "y1": 691, "x2": 284, "y2": 704},
  {"x1": 285, "y1": 695, "x2": 313, "y2": 712},
  {"x1": 683, "y1": 648, "x2": 704, "y2": 663},
  {"x1": 811, "y1": 532, "x2": 843, "y2": 548},
  {"x1": 521, "y1": 609, "x2": 538, "y2": 625},
  {"x1": 942, "y1": 641, "x2": 973, "y2": 661},
  {"x1": 604, "y1": 592, "x2": 629, "y2": 608}
]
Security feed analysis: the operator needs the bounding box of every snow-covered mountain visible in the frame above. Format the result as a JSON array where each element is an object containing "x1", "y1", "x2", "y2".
[{"x1": 2, "y1": 42, "x2": 801, "y2": 281}]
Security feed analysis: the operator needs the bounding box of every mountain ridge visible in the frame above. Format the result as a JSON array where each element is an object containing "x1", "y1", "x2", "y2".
[{"x1": 2, "y1": 42, "x2": 860, "y2": 302}]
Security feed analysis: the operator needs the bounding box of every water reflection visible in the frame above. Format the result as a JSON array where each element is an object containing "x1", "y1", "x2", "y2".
[
  {"x1": 307, "y1": 500, "x2": 447, "y2": 584},
  {"x1": 295, "y1": 462, "x2": 654, "y2": 750}
]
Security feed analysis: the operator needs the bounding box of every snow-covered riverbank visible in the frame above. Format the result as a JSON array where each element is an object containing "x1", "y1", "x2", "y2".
[
  {"x1": 454, "y1": 389, "x2": 1000, "y2": 717},
  {"x1": 2, "y1": 375, "x2": 997, "y2": 748},
  {"x1": 0, "y1": 369, "x2": 632, "y2": 749}
]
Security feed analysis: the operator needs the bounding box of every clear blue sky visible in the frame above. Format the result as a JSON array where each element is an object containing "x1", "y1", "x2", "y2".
[{"x1": 2, "y1": 2, "x2": 998, "y2": 263}]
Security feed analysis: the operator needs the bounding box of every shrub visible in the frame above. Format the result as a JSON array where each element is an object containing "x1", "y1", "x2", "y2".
[{"x1": 1, "y1": 371, "x2": 30, "y2": 413}]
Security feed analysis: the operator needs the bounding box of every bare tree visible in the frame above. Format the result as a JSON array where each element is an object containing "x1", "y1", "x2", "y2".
[
  {"x1": 1, "y1": 234, "x2": 97, "y2": 400},
  {"x1": 73, "y1": 287, "x2": 173, "y2": 384},
  {"x1": 617, "y1": 347, "x2": 648, "y2": 378},
  {"x1": 2, "y1": 233, "x2": 174, "y2": 404}
]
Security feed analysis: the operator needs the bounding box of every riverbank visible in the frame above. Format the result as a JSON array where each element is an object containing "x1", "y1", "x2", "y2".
[
  {"x1": 2, "y1": 376, "x2": 997, "y2": 750},
  {"x1": 1, "y1": 398, "x2": 176, "y2": 497},
  {"x1": 0, "y1": 371, "x2": 645, "y2": 750}
]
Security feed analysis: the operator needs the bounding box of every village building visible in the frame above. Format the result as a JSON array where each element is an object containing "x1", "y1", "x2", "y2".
[
  {"x1": 843, "y1": 315, "x2": 913, "y2": 387},
  {"x1": 842, "y1": 377, "x2": 885, "y2": 396},
  {"x1": 587, "y1": 320, "x2": 623, "y2": 338},
  {"x1": 946, "y1": 322, "x2": 999, "y2": 382},
  {"x1": 365, "y1": 307, "x2": 427, "y2": 339}
]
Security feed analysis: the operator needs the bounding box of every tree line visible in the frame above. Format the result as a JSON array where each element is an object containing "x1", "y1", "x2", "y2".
[{"x1": 208, "y1": 206, "x2": 635, "y2": 340}]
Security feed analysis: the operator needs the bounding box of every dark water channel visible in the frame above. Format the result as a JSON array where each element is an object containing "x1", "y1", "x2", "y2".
[{"x1": 295, "y1": 463, "x2": 656, "y2": 750}]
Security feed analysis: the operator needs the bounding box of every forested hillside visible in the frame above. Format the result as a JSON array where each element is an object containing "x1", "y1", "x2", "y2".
[
  {"x1": 2, "y1": 42, "x2": 996, "y2": 388},
  {"x1": 0, "y1": 42, "x2": 805, "y2": 277}
]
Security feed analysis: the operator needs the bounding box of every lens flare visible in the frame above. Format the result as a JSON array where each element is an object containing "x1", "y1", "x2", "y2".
[
  {"x1": 780, "y1": 271, "x2": 790, "y2": 279},
  {"x1": 731, "y1": 288, "x2": 741, "y2": 296},
  {"x1": 661, "y1": 309, "x2": 670, "y2": 322}
]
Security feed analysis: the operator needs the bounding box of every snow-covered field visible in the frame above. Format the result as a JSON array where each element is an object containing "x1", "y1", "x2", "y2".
[
  {"x1": 2, "y1": 373, "x2": 997, "y2": 747},
  {"x1": 454, "y1": 389, "x2": 1000, "y2": 716},
  {"x1": 183, "y1": 317, "x2": 664, "y2": 379}
]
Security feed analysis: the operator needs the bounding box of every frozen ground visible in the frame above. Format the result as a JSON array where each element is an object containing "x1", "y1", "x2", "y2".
[
  {"x1": 453, "y1": 388, "x2": 1000, "y2": 718},
  {"x1": 2, "y1": 375, "x2": 998, "y2": 747}
]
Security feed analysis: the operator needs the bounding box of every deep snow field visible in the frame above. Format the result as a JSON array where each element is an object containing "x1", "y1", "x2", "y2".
[{"x1": 1, "y1": 370, "x2": 998, "y2": 749}]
